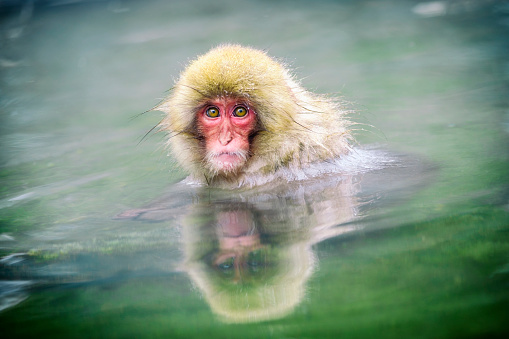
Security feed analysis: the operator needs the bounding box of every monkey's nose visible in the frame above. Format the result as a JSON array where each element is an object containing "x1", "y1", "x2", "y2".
[{"x1": 218, "y1": 129, "x2": 233, "y2": 145}]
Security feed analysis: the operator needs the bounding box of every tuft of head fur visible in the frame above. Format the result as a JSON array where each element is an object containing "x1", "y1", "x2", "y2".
[{"x1": 155, "y1": 44, "x2": 353, "y2": 187}]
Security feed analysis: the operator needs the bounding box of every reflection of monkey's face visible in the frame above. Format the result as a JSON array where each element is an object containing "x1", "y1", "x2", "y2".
[
  {"x1": 183, "y1": 203, "x2": 317, "y2": 323},
  {"x1": 213, "y1": 245, "x2": 271, "y2": 283},
  {"x1": 210, "y1": 209, "x2": 277, "y2": 283}
]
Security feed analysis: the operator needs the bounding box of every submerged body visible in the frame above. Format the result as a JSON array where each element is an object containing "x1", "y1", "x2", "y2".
[{"x1": 156, "y1": 45, "x2": 352, "y2": 187}]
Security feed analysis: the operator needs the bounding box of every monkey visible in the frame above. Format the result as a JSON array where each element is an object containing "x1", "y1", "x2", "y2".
[{"x1": 154, "y1": 44, "x2": 353, "y2": 188}]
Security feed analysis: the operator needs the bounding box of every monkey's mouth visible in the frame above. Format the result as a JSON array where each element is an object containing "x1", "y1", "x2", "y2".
[
  {"x1": 215, "y1": 153, "x2": 245, "y2": 169},
  {"x1": 216, "y1": 152, "x2": 243, "y2": 162},
  {"x1": 207, "y1": 151, "x2": 248, "y2": 173}
]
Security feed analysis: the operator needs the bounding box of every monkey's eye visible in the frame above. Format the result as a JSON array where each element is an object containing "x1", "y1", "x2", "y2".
[
  {"x1": 233, "y1": 106, "x2": 248, "y2": 117},
  {"x1": 217, "y1": 256, "x2": 235, "y2": 270},
  {"x1": 205, "y1": 107, "x2": 220, "y2": 118}
]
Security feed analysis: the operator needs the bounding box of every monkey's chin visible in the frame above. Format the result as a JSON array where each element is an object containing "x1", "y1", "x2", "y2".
[{"x1": 206, "y1": 151, "x2": 248, "y2": 176}]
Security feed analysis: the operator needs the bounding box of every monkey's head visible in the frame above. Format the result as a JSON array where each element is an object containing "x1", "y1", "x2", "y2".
[{"x1": 156, "y1": 44, "x2": 351, "y2": 186}]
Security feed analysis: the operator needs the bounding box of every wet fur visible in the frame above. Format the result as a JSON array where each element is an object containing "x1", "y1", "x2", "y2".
[{"x1": 154, "y1": 44, "x2": 353, "y2": 187}]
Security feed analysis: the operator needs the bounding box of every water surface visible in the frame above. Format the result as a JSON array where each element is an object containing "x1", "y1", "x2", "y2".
[{"x1": 1, "y1": 0, "x2": 508, "y2": 338}]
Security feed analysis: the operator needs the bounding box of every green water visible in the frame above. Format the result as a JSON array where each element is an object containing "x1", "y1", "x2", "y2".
[{"x1": 1, "y1": 0, "x2": 508, "y2": 338}]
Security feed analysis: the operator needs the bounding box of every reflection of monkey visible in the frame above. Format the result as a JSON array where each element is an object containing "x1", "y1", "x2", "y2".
[
  {"x1": 183, "y1": 203, "x2": 316, "y2": 323},
  {"x1": 115, "y1": 151, "x2": 434, "y2": 323},
  {"x1": 155, "y1": 44, "x2": 353, "y2": 187},
  {"x1": 182, "y1": 177, "x2": 359, "y2": 323}
]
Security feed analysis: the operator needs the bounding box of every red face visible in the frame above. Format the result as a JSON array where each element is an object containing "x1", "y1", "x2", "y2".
[{"x1": 197, "y1": 98, "x2": 257, "y2": 175}]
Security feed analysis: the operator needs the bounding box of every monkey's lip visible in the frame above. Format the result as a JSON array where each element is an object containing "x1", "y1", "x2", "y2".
[
  {"x1": 207, "y1": 151, "x2": 248, "y2": 172},
  {"x1": 213, "y1": 152, "x2": 244, "y2": 164}
]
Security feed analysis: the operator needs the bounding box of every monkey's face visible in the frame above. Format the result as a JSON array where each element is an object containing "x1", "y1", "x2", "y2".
[{"x1": 197, "y1": 98, "x2": 257, "y2": 175}]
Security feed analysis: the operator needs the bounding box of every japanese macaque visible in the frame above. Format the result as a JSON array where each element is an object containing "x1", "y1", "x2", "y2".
[{"x1": 155, "y1": 44, "x2": 352, "y2": 187}]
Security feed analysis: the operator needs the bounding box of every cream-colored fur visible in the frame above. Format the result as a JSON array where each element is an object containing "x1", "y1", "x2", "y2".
[{"x1": 155, "y1": 44, "x2": 352, "y2": 188}]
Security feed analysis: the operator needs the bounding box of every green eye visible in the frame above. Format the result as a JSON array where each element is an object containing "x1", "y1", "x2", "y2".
[
  {"x1": 233, "y1": 106, "x2": 247, "y2": 117},
  {"x1": 206, "y1": 107, "x2": 220, "y2": 118}
]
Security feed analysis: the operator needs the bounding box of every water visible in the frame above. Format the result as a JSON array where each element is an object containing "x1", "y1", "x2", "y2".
[{"x1": 1, "y1": 0, "x2": 508, "y2": 337}]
